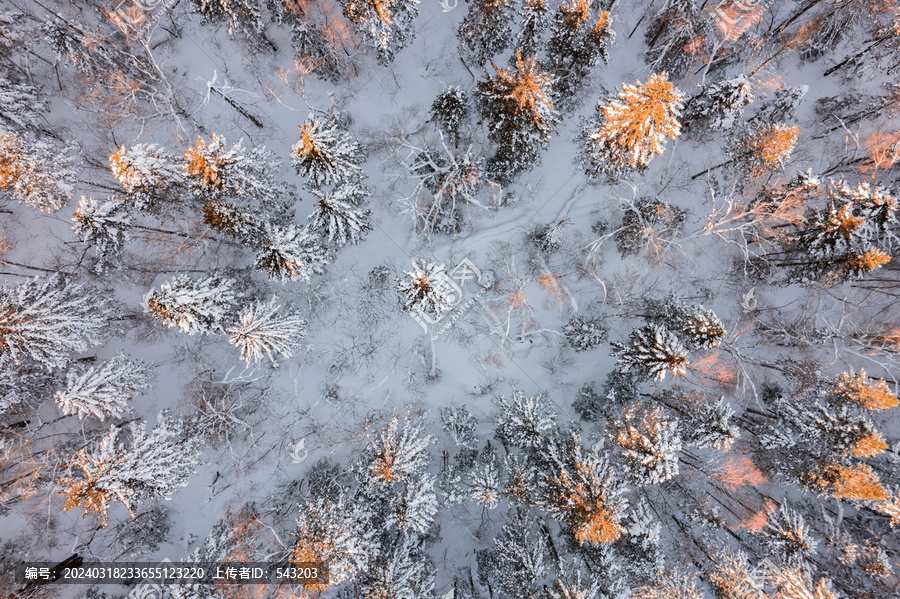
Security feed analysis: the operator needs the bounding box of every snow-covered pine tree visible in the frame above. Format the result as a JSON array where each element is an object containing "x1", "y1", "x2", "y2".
[
  {"x1": 618, "y1": 500, "x2": 666, "y2": 579},
  {"x1": 792, "y1": 179, "x2": 897, "y2": 281},
  {"x1": 659, "y1": 297, "x2": 727, "y2": 350},
  {"x1": 291, "y1": 117, "x2": 367, "y2": 188},
  {"x1": 254, "y1": 222, "x2": 329, "y2": 283},
  {"x1": 611, "y1": 324, "x2": 689, "y2": 380},
  {"x1": 611, "y1": 404, "x2": 681, "y2": 485},
  {"x1": 761, "y1": 504, "x2": 818, "y2": 566},
  {"x1": 457, "y1": 0, "x2": 516, "y2": 67},
  {"x1": 227, "y1": 297, "x2": 307, "y2": 366},
  {"x1": 562, "y1": 314, "x2": 608, "y2": 352},
  {"x1": 71, "y1": 195, "x2": 132, "y2": 270},
  {"x1": 202, "y1": 199, "x2": 264, "y2": 245},
  {"x1": 752, "y1": 85, "x2": 808, "y2": 124},
  {"x1": 686, "y1": 397, "x2": 740, "y2": 451},
  {"x1": 182, "y1": 133, "x2": 240, "y2": 198},
  {"x1": 469, "y1": 442, "x2": 503, "y2": 508},
  {"x1": 477, "y1": 52, "x2": 559, "y2": 182},
  {"x1": 683, "y1": 74, "x2": 754, "y2": 131},
  {"x1": 190, "y1": 0, "x2": 265, "y2": 36},
  {"x1": 56, "y1": 353, "x2": 152, "y2": 422},
  {"x1": 0, "y1": 275, "x2": 109, "y2": 370},
  {"x1": 439, "y1": 405, "x2": 478, "y2": 448},
  {"x1": 308, "y1": 184, "x2": 372, "y2": 246},
  {"x1": 539, "y1": 431, "x2": 627, "y2": 545},
  {"x1": 338, "y1": 0, "x2": 419, "y2": 64},
  {"x1": 356, "y1": 416, "x2": 438, "y2": 533},
  {"x1": 60, "y1": 413, "x2": 200, "y2": 526},
  {"x1": 293, "y1": 491, "x2": 376, "y2": 589},
  {"x1": 362, "y1": 416, "x2": 433, "y2": 487},
  {"x1": 0, "y1": 76, "x2": 46, "y2": 131},
  {"x1": 728, "y1": 122, "x2": 799, "y2": 176},
  {"x1": 220, "y1": 142, "x2": 298, "y2": 214},
  {"x1": 359, "y1": 533, "x2": 436, "y2": 599},
  {"x1": 478, "y1": 509, "x2": 548, "y2": 598},
  {"x1": 770, "y1": 568, "x2": 838, "y2": 599},
  {"x1": 396, "y1": 259, "x2": 458, "y2": 320},
  {"x1": 632, "y1": 571, "x2": 703, "y2": 599},
  {"x1": 580, "y1": 72, "x2": 683, "y2": 177},
  {"x1": 513, "y1": 0, "x2": 551, "y2": 59},
  {"x1": 109, "y1": 143, "x2": 183, "y2": 211},
  {"x1": 430, "y1": 86, "x2": 469, "y2": 142},
  {"x1": 543, "y1": 0, "x2": 613, "y2": 112},
  {"x1": 143, "y1": 273, "x2": 238, "y2": 335},
  {"x1": 0, "y1": 131, "x2": 79, "y2": 212},
  {"x1": 388, "y1": 471, "x2": 439, "y2": 533},
  {"x1": 494, "y1": 388, "x2": 557, "y2": 449},
  {"x1": 707, "y1": 548, "x2": 767, "y2": 599}
]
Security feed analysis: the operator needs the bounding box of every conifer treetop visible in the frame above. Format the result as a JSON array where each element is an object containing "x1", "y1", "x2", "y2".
[{"x1": 490, "y1": 52, "x2": 556, "y2": 128}]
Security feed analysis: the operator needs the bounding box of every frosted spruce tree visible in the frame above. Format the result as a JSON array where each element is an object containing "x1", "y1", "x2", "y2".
[
  {"x1": 338, "y1": 0, "x2": 420, "y2": 64},
  {"x1": 543, "y1": 0, "x2": 614, "y2": 112},
  {"x1": 56, "y1": 354, "x2": 152, "y2": 421},
  {"x1": 190, "y1": 0, "x2": 265, "y2": 37},
  {"x1": 457, "y1": 0, "x2": 516, "y2": 67},
  {"x1": 513, "y1": 0, "x2": 551, "y2": 59},
  {"x1": 494, "y1": 388, "x2": 557, "y2": 449},
  {"x1": 430, "y1": 86, "x2": 469, "y2": 142},
  {"x1": 611, "y1": 324, "x2": 690, "y2": 381},
  {"x1": 396, "y1": 259, "x2": 458, "y2": 320},
  {"x1": 183, "y1": 134, "x2": 296, "y2": 213},
  {"x1": 359, "y1": 533, "x2": 436, "y2": 599},
  {"x1": 0, "y1": 76, "x2": 46, "y2": 131},
  {"x1": 355, "y1": 416, "x2": 438, "y2": 534},
  {"x1": 109, "y1": 143, "x2": 184, "y2": 212},
  {"x1": 658, "y1": 297, "x2": 727, "y2": 350},
  {"x1": 612, "y1": 405, "x2": 681, "y2": 485},
  {"x1": 144, "y1": 273, "x2": 238, "y2": 335},
  {"x1": 0, "y1": 275, "x2": 109, "y2": 370},
  {"x1": 0, "y1": 131, "x2": 79, "y2": 212},
  {"x1": 477, "y1": 52, "x2": 559, "y2": 182},
  {"x1": 227, "y1": 297, "x2": 307, "y2": 366},
  {"x1": 254, "y1": 223, "x2": 329, "y2": 284},
  {"x1": 686, "y1": 397, "x2": 740, "y2": 451},
  {"x1": 308, "y1": 185, "x2": 372, "y2": 246},
  {"x1": 202, "y1": 200, "x2": 264, "y2": 245},
  {"x1": 683, "y1": 74, "x2": 754, "y2": 131},
  {"x1": 477, "y1": 509, "x2": 548, "y2": 598},
  {"x1": 468, "y1": 442, "x2": 503, "y2": 508},
  {"x1": 761, "y1": 505, "x2": 818, "y2": 566},
  {"x1": 293, "y1": 491, "x2": 376, "y2": 589},
  {"x1": 581, "y1": 72, "x2": 683, "y2": 178},
  {"x1": 71, "y1": 196, "x2": 132, "y2": 271},
  {"x1": 562, "y1": 314, "x2": 608, "y2": 352},
  {"x1": 60, "y1": 414, "x2": 200, "y2": 526},
  {"x1": 290, "y1": 117, "x2": 367, "y2": 188}
]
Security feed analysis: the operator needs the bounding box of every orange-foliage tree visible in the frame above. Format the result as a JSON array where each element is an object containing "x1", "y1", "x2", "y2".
[
  {"x1": 539, "y1": 432, "x2": 627, "y2": 545},
  {"x1": 477, "y1": 52, "x2": 559, "y2": 181},
  {"x1": 581, "y1": 72, "x2": 683, "y2": 177}
]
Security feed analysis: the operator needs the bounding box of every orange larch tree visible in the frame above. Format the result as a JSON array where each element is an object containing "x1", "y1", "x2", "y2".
[
  {"x1": 539, "y1": 432, "x2": 627, "y2": 545},
  {"x1": 581, "y1": 72, "x2": 683, "y2": 178},
  {"x1": 477, "y1": 52, "x2": 559, "y2": 182}
]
